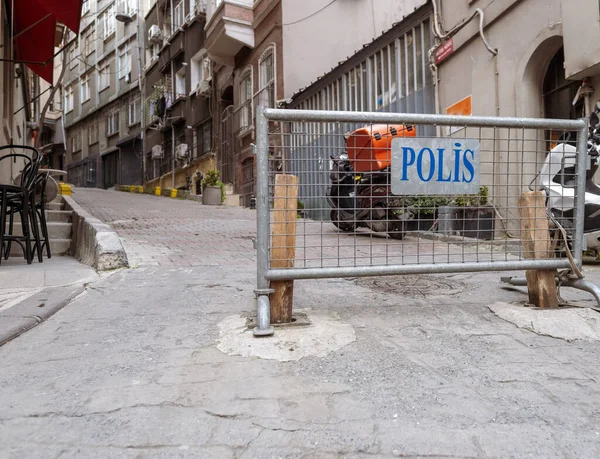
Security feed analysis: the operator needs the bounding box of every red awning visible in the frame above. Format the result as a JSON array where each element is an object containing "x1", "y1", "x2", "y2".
[
  {"x1": 12, "y1": 0, "x2": 83, "y2": 84},
  {"x1": 39, "y1": 0, "x2": 83, "y2": 35}
]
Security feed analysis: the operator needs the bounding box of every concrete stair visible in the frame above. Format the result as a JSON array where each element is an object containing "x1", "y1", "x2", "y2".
[{"x1": 6, "y1": 196, "x2": 72, "y2": 257}]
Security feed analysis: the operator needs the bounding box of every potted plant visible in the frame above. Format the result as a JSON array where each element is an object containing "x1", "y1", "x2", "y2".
[
  {"x1": 454, "y1": 186, "x2": 495, "y2": 240},
  {"x1": 201, "y1": 170, "x2": 225, "y2": 205},
  {"x1": 404, "y1": 196, "x2": 451, "y2": 232}
]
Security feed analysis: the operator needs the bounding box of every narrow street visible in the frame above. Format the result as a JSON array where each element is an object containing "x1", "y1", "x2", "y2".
[{"x1": 1, "y1": 189, "x2": 600, "y2": 457}]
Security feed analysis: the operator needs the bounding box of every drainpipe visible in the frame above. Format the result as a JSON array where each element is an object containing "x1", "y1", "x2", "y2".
[
  {"x1": 172, "y1": 124, "x2": 176, "y2": 189},
  {"x1": 427, "y1": 0, "x2": 498, "y2": 125}
]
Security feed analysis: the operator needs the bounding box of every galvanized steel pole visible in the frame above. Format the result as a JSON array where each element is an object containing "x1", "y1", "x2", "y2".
[
  {"x1": 574, "y1": 119, "x2": 589, "y2": 265},
  {"x1": 253, "y1": 106, "x2": 274, "y2": 337}
]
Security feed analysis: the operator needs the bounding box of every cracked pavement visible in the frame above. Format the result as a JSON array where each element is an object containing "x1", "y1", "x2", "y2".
[{"x1": 2, "y1": 189, "x2": 600, "y2": 458}]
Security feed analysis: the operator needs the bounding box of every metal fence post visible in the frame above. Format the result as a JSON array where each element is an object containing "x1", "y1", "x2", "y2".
[
  {"x1": 253, "y1": 106, "x2": 274, "y2": 337},
  {"x1": 574, "y1": 119, "x2": 589, "y2": 265}
]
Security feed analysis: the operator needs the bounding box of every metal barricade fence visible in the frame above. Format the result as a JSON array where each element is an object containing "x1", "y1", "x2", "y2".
[{"x1": 252, "y1": 107, "x2": 588, "y2": 336}]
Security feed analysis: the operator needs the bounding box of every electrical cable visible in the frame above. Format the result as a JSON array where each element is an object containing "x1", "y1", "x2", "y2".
[{"x1": 280, "y1": 0, "x2": 338, "y2": 26}]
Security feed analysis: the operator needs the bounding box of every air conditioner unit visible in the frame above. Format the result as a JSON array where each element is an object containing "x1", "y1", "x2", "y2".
[
  {"x1": 196, "y1": 80, "x2": 210, "y2": 97},
  {"x1": 196, "y1": 0, "x2": 207, "y2": 16},
  {"x1": 176, "y1": 143, "x2": 188, "y2": 158},
  {"x1": 148, "y1": 25, "x2": 162, "y2": 44},
  {"x1": 151, "y1": 145, "x2": 164, "y2": 159},
  {"x1": 202, "y1": 57, "x2": 213, "y2": 82}
]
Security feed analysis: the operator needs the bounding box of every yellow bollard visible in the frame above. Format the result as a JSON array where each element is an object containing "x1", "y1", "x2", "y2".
[
  {"x1": 155, "y1": 186, "x2": 161, "y2": 196},
  {"x1": 129, "y1": 185, "x2": 135, "y2": 193},
  {"x1": 138, "y1": 186, "x2": 144, "y2": 193},
  {"x1": 170, "y1": 188, "x2": 178, "y2": 198},
  {"x1": 58, "y1": 182, "x2": 72, "y2": 196}
]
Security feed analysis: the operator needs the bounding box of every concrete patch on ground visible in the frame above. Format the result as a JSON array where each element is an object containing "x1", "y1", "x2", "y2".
[
  {"x1": 489, "y1": 301, "x2": 600, "y2": 341},
  {"x1": 216, "y1": 309, "x2": 356, "y2": 361}
]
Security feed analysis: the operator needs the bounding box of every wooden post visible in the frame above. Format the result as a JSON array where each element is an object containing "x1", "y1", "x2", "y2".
[
  {"x1": 518, "y1": 191, "x2": 559, "y2": 308},
  {"x1": 270, "y1": 174, "x2": 298, "y2": 323}
]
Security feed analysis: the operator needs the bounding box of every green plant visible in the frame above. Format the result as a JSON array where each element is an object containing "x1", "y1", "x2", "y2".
[
  {"x1": 296, "y1": 199, "x2": 305, "y2": 219},
  {"x1": 201, "y1": 170, "x2": 226, "y2": 203},
  {"x1": 454, "y1": 186, "x2": 489, "y2": 207},
  {"x1": 405, "y1": 196, "x2": 451, "y2": 215}
]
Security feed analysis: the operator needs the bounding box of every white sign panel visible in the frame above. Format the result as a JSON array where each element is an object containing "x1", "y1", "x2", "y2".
[{"x1": 391, "y1": 137, "x2": 480, "y2": 195}]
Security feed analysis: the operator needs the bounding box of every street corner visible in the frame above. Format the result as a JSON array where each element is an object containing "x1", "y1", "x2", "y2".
[
  {"x1": 488, "y1": 301, "x2": 600, "y2": 341},
  {"x1": 216, "y1": 309, "x2": 356, "y2": 362}
]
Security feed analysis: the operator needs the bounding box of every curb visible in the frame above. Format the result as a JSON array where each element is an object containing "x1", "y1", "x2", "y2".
[
  {"x1": 0, "y1": 285, "x2": 85, "y2": 346},
  {"x1": 63, "y1": 195, "x2": 129, "y2": 271}
]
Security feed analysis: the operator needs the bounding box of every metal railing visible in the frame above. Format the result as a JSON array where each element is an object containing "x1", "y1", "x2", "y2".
[{"x1": 252, "y1": 107, "x2": 589, "y2": 335}]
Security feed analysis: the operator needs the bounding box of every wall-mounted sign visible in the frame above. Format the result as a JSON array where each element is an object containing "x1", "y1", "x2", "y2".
[
  {"x1": 435, "y1": 38, "x2": 454, "y2": 64},
  {"x1": 391, "y1": 137, "x2": 481, "y2": 195},
  {"x1": 446, "y1": 95, "x2": 472, "y2": 135}
]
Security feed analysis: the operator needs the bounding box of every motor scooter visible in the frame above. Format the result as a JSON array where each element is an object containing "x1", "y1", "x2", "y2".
[
  {"x1": 537, "y1": 110, "x2": 600, "y2": 256},
  {"x1": 327, "y1": 124, "x2": 416, "y2": 239}
]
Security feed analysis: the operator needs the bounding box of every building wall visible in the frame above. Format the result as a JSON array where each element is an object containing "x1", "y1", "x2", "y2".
[
  {"x1": 281, "y1": 0, "x2": 428, "y2": 99},
  {"x1": 435, "y1": 0, "x2": 600, "y2": 230},
  {"x1": 230, "y1": 0, "x2": 282, "y2": 205},
  {"x1": 63, "y1": 0, "x2": 144, "y2": 188},
  {"x1": 0, "y1": 3, "x2": 34, "y2": 185},
  {"x1": 143, "y1": 1, "x2": 214, "y2": 192}
]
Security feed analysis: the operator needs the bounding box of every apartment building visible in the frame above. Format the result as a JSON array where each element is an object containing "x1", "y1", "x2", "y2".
[
  {"x1": 63, "y1": 0, "x2": 144, "y2": 189},
  {"x1": 142, "y1": 0, "x2": 212, "y2": 193}
]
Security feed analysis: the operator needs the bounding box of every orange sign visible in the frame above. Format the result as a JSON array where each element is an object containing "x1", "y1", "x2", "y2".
[{"x1": 446, "y1": 95, "x2": 472, "y2": 117}]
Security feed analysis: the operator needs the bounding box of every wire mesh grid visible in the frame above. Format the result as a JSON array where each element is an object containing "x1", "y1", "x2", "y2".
[{"x1": 259, "y1": 109, "x2": 587, "y2": 277}]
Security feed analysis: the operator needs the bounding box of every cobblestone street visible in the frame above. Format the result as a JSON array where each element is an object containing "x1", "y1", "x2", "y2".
[{"x1": 72, "y1": 189, "x2": 257, "y2": 267}]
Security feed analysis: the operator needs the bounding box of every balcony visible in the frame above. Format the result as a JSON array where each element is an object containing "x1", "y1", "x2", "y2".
[{"x1": 205, "y1": 0, "x2": 254, "y2": 66}]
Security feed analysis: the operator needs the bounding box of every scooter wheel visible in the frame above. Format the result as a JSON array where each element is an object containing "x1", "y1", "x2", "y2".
[
  {"x1": 388, "y1": 222, "x2": 405, "y2": 240},
  {"x1": 331, "y1": 210, "x2": 355, "y2": 232}
]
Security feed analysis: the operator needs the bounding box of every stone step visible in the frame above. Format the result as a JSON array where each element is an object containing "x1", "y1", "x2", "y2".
[
  {"x1": 4, "y1": 222, "x2": 72, "y2": 239},
  {"x1": 11, "y1": 210, "x2": 72, "y2": 223},
  {"x1": 46, "y1": 210, "x2": 72, "y2": 223},
  {"x1": 8, "y1": 238, "x2": 71, "y2": 257},
  {"x1": 47, "y1": 201, "x2": 63, "y2": 211}
]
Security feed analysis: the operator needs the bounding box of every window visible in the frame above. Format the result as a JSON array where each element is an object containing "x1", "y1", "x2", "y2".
[
  {"x1": 56, "y1": 87, "x2": 63, "y2": 112},
  {"x1": 88, "y1": 122, "x2": 99, "y2": 145},
  {"x1": 173, "y1": 1, "x2": 185, "y2": 29},
  {"x1": 83, "y1": 27, "x2": 95, "y2": 56},
  {"x1": 238, "y1": 71, "x2": 252, "y2": 129},
  {"x1": 64, "y1": 85, "x2": 74, "y2": 113},
  {"x1": 82, "y1": 0, "x2": 90, "y2": 15},
  {"x1": 175, "y1": 67, "x2": 186, "y2": 99},
  {"x1": 80, "y1": 73, "x2": 91, "y2": 102},
  {"x1": 128, "y1": 99, "x2": 140, "y2": 125},
  {"x1": 193, "y1": 120, "x2": 212, "y2": 158},
  {"x1": 106, "y1": 111, "x2": 119, "y2": 137},
  {"x1": 101, "y1": 4, "x2": 116, "y2": 40},
  {"x1": 118, "y1": 44, "x2": 132, "y2": 81},
  {"x1": 68, "y1": 42, "x2": 78, "y2": 69},
  {"x1": 99, "y1": 60, "x2": 110, "y2": 91},
  {"x1": 119, "y1": 0, "x2": 135, "y2": 15},
  {"x1": 258, "y1": 48, "x2": 275, "y2": 108},
  {"x1": 190, "y1": 51, "x2": 212, "y2": 93},
  {"x1": 202, "y1": 121, "x2": 212, "y2": 153},
  {"x1": 71, "y1": 132, "x2": 82, "y2": 152}
]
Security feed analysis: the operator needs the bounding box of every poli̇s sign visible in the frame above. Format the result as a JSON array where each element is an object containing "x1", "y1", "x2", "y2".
[{"x1": 390, "y1": 138, "x2": 480, "y2": 195}]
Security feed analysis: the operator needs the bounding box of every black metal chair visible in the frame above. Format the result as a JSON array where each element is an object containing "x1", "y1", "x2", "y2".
[
  {"x1": 0, "y1": 146, "x2": 42, "y2": 265},
  {"x1": 31, "y1": 170, "x2": 52, "y2": 260}
]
